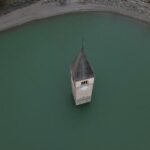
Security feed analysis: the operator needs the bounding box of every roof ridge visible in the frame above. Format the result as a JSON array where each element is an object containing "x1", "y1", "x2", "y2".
[{"x1": 71, "y1": 47, "x2": 94, "y2": 82}]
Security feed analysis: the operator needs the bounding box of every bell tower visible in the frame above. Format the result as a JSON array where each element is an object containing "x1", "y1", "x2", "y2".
[{"x1": 70, "y1": 43, "x2": 94, "y2": 105}]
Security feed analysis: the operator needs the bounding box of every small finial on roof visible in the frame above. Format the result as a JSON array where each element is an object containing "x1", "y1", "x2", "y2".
[
  {"x1": 71, "y1": 40, "x2": 94, "y2": 81},
  {"x1": 81, "y1": 38, "x2": 84, "y2": 50}
]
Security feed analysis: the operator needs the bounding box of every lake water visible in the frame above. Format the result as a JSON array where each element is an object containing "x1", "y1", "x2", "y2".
[{"x1": 0, "y1": 13, "x2": 150, "y2": 150}]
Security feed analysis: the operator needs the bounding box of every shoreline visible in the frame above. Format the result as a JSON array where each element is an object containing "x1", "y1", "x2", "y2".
[{"x1": 0, "y1": 1, "x2": 150, "y2": 32}]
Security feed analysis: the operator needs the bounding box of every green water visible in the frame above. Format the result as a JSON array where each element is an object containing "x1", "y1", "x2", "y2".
[{"x1": 0, "y1": 13, "x2": 150, "y2": 150}]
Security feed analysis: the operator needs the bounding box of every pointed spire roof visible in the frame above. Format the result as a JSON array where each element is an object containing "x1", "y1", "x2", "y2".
[{"x1": 71, "y1": 46, "x2": 94, "y2": 82}]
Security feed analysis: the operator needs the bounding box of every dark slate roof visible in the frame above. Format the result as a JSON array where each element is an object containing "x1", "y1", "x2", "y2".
[{"x1": 71, "y1": 48, "x2": 94, "y2": 82}]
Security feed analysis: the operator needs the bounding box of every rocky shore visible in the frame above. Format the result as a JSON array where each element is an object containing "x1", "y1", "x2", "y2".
[
  {"x1": 0, "y1": 0, "x2": 40, "y2": 16},
  {"x1": 0, "y1": 0, "x2": 150, "y2": 32}
]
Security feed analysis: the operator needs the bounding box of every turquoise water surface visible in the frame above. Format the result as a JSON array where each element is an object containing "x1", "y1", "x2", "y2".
[{"x1": 0, "y1": 13, "x2": 150, "y2": 150}]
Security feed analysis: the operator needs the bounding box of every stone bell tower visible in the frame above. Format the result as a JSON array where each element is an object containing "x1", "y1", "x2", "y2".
[{"x1": 70, "y1": 44, "x2": 94, "y2": 105}]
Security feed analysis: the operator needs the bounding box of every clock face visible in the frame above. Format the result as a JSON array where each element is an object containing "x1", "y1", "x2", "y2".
[{"x1": 81, "y1": 86, "x2": 88, "y2": 91}]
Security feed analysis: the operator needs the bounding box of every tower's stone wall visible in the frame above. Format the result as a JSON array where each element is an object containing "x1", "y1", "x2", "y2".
[
  {"x1": 71, "y1": 77, "x2": 94, "y2": 105},
  {"x1": 71, "y1": 76, "x2": 76, "y2": 100},
  {"x1": 75, "y1": 78, "x2": 94, "y2": 100}
]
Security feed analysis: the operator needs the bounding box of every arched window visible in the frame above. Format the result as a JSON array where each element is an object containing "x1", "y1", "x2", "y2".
[{"x1": 81, "y1": 80, "x2": 88, "y2": 85}]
